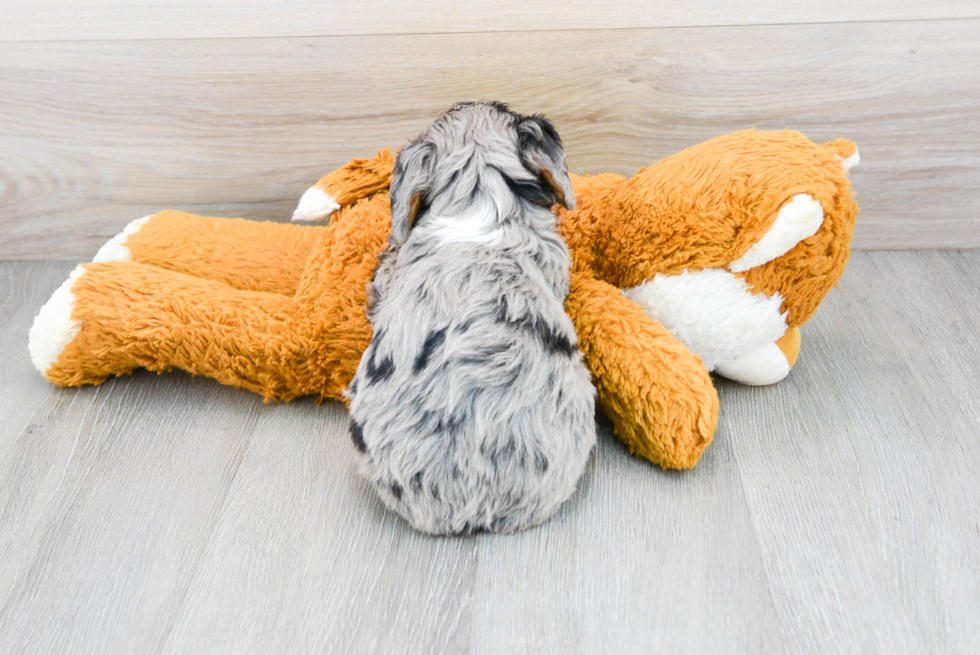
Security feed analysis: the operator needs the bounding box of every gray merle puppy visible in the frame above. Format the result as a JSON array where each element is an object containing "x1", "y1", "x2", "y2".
[{"x1": 346, "y1": 101, "x2": 597, "y2": 535}]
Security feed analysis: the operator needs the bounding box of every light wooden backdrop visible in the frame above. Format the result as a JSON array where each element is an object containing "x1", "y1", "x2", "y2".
[{"x1": 1, "y1": 2, "x2": 979, "y2": 260}]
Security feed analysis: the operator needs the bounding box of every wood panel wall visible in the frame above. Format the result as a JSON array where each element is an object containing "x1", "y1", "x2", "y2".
[{"x1": 1, "y1": 3, "x2": 978, "y2": 259}]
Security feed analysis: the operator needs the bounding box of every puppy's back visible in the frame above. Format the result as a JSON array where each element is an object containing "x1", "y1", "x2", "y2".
[
  {"x1": 347, "y1": 101, "x2": 595, "y2": 534},
  {"x1": 351, "y1": 222, "x2": 594, "y2": 533}
]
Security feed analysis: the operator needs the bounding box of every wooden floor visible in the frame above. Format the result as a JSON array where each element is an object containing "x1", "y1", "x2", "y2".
[{"x1": 0, "y1": 250, "x2": 977, "y2": 654}]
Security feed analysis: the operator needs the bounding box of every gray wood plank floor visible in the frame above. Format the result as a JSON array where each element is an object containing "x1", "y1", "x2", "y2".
[{"x1": 1, "y1": 252, "x2": 978, "y2": 654}]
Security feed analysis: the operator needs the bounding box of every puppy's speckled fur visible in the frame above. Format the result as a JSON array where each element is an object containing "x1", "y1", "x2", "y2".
[{"x1": 347, "y1": 102, "x2": 596, "y2": 535}]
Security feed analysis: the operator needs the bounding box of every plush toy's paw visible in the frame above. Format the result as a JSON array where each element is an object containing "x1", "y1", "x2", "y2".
[
  {"x1": 31, "y1": 215, "x2": 152, "y2": 378},
  {"x1": 92, "y1": 215, "x2": 152, "y2": 262},
  {"x1": 28, "y1": 265, "x2": 87, "y2": 380},
  {"x1": 292, "y1": 186, "x2": 341, "y2": 222},
  {"x1": 714, "y1": 326, "x2": 801, "y2": 386}
]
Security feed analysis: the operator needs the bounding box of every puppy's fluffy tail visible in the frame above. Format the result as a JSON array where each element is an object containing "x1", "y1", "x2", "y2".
[{"x1": 292, "y1": 148, "x2": 396, "y2": 222}]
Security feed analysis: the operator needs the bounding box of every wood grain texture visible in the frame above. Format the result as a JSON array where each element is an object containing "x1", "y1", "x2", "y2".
[
  {"x1": 1, "y1": 252, "x2": 978, "y2": 653},
  {"x1": 719, "y1": 250, "x2": 980, "y2": 654},
  {"x1": 1, "y1": 19, "x2": 978, "y2": 259},
  {"x1": 2, "y1": 0, "x2": 980, "y2": 42}
]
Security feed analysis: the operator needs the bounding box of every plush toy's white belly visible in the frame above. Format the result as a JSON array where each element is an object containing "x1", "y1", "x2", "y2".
[{"x1": 622, "y1": 268, "x2": 788, "y2": 370}]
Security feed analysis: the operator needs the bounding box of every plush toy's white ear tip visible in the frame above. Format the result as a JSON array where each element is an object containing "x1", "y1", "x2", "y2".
[
  {"x1": 29, "y1": 266, "x2": 86, "y2": 377},
  {"x1": 837, "y1": 149, "x2": 860, "y2": 172},
  {"x1": 292, "y1": 187, "x2": 340, "y2": 222}
]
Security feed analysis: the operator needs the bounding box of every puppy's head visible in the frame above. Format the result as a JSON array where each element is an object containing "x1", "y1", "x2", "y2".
[{"x1": 388, "y1": 101, "x2": 575, "y2": 244}]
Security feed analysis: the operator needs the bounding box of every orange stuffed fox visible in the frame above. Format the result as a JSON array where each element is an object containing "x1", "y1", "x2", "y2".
[{"x1": 29, "y1": 129, "x2": 858, "y2": 470}]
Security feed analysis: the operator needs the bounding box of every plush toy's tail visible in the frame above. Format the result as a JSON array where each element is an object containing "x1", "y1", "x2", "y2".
[
  {"x1": 823, "y1": 138, "x2": 860, "y2": 172},
  {"x1": 292, "y1": 149, "x2": 395, "y2": 222}
]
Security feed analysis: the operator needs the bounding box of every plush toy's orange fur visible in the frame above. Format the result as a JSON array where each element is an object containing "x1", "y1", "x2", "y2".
[{"x1": 32, "y1": 130, "x2": 858, "y2": 470}]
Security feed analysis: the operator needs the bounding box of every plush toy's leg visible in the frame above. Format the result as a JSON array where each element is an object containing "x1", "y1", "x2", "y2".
[
  {"x1": 281, "y1": 194, "x2": 392, "y2": 398},
  {"x1": 31, "y1": 194, "x2": 393, "y2": 397},
  {"x1": 95, "y1": 210, "x2": 324, "y2": 295},
  {"x1": 566, "y1": 272, "x2": 719, "y2": 470},
  {"x1": 295, "y1": 194, "x2": 391, "y2": 301},
  {"x1": 292, "y1": 149, "x2": 395, "y2": 223},
  {"x1": 31, "y1": 260, "x2": 328, "y2": 400}
]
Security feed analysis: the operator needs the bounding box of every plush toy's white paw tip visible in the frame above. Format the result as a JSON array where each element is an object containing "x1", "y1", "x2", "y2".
[
  {"x1": 92, "y1": 215, "x2": 152, "y2": 263},
  {"x1": 292, "y1": 187, "x2": 340, "y2": 222},
  {"x1": 29, "y1": 266, "x2": 86, "y2": 378},
  {"x1": 714, "y1": 341, "x2": 792, "y2": 386},
  {"x1": 728, "y1": 194, "x2": 824, "y2": 273},
  {"x1": 838, "y1": 149, "x2": 860, "y2": 172}
]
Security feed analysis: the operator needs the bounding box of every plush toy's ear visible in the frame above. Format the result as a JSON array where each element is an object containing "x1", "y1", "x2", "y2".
[
  {"x1": 516, "y1": 115, "x2": 576, "y2": 210},
  {"x1": 389, "y1": 140, "x2": 437, "y2": 245}
]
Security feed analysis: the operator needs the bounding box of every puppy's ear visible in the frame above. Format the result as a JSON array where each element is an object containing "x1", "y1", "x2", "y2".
[
  {"x1": 389, "y1": 140, "x2": 437, "y2": 244},
  {"x1": 517, "y1": 116, "x2": 576, "y2": 210}
]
